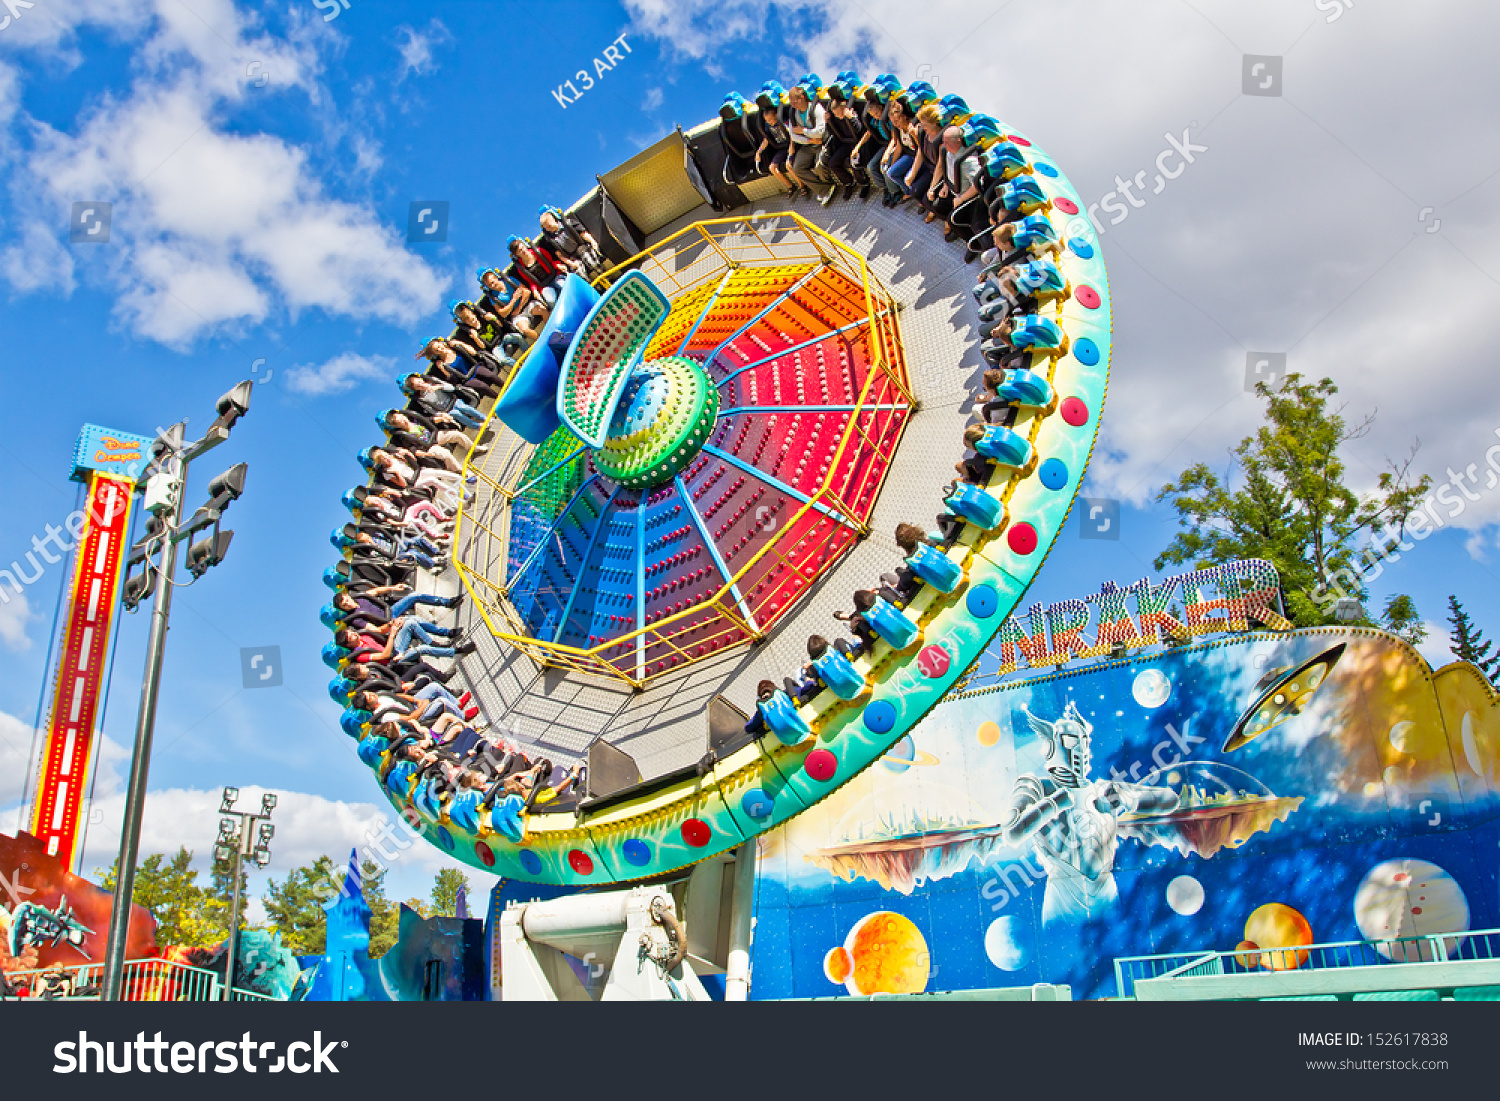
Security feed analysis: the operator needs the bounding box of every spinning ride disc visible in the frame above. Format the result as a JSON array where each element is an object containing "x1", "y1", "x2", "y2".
[{"x1": 333, "y1": 76, "x2": 1113, "y2": 888}]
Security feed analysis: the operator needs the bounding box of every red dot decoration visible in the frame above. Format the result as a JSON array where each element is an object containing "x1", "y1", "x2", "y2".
[
  {"x1": 567, "y1": 849, "x2": 595, "y2": 875},
  {"x1": 917, "y1": 644, "x2": 951, "y2": 679},
  {"x1": 475, "y1": 841, "x2": 495, "y2": 867},
  {"x1": 1060, "y1": 397, "x2": 1089, "y2": 426},
  {"x1": 1007, "y1": 522, "x2": 1039, "y2": 555},
  {"x1": 1053, "y1": 197, "x2": 1079, "y2": 215},
  {"x1": 1008, "y1": 135, "x2": 1032, "y2": 147},
  {"x1": 805, "y1": 749, "x2": 838, "y2": 782},
  {"x1": 681, "y1": 818, "x2": 711, "y2": 847},
  {"x1": 1075, "y1": 285, "x2": 1101, "y2": 309}
]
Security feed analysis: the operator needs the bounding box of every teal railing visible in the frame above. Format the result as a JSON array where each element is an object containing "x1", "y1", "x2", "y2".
[
  {"x1": 1114, "y1": 927, "x2": 1500, "y2": 999},
  {"x1": 3, "y1": 958, "x2": 283, "y2": 1002}
]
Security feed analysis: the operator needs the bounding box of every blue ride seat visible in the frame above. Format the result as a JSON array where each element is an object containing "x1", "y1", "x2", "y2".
[
  {"x1": 944, "y1": 483, "x2": 1005, "y2": 531},
  {"x1": 906, "y1": 542, "x2": 962, "y2": 593},
  {"x1": 385, "y1": 760, "x2": 415, "y2": 796},
  {"x1": 490, "y1": 793, "x2": 526, "y2": 843},
  {"x1": 813, "y1": 649, "x2": 866, "y2": 700},
  {"x1": 998, "y1": 368, "x2": 1054, "y2": 408},
  {"x1": 448, "y1": 790, "x2": 482, "y2": 834},
  {"x1": 760, "y1": 689, "x2": 812, "y2": 744},
  {"x1": 356, "y1": 734, "x2": 389, "y2": 770},
  {"x1": 867, "y1": 597, "x2": 919, "y2": 650},
  {"x1": 974, "y1": 424, "x2": 1034, "y2": 468}
]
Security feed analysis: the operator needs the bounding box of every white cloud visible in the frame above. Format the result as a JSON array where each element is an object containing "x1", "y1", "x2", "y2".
[
  {"x1": 0, "y1": 589, "x2": 31, "y2": 651},
  {"x1": 630, "y1": 0, "x2": 1500, "y2": 536},
  {"x1": 0, "y1": 1, "x2": 448, "y2": 347},
  {"x1": 285, "y1": 352, "x2": 396, "y2": 396},
  {"x1": 644, "y1": 86, "x2": 664, "y2": 111},
  {"x1": 395, "y1": 19, "x2": 453, "y2": 81},
  {"x1": 1416, "y1": 623, "x2": 1456, "y2": 670},
  {"x1": 0, "y1": 709, "x2": 38, "y2": 809}
]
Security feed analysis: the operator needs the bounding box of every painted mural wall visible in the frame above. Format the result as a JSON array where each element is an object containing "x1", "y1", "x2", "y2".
[{"x1": 749, "y1": 628, "x2": 1500, "y2": 999}]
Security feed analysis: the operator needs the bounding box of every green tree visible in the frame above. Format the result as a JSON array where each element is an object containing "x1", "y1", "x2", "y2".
[
  {"x1": 1155, "y1": 374, "x2": 1431, "y2": 627},
  {"x1": 1381, "y1": 594, "x2": 1426, "y2": 646},
  {"x1": 362, "y1": 858, "x2": 398, "y2": 959},
  {"x1": 96, "y1": 847, "x2": 230, "y2": 948},
  {"x1": 429, "y1": 868, "x2": 469, "y2": 917},
  {"x1": 263, "y1": 855, "x2": 341, "y2": 956},
  {"x1": 1447, "y1": 595, "x2": 1499, "y2": 680}
]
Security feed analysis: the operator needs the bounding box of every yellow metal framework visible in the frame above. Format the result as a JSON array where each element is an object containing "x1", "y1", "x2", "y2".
[{"x1": 454, "y1": 212, "x2": 913, "y2": 689}]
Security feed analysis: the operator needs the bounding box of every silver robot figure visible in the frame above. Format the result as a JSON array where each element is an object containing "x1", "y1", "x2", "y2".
[{"x1": 1002, "y1": 702, "x2": 1178, "y2": 924}]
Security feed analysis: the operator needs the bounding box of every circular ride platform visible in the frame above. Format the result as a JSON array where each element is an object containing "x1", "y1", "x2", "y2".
[{"x1": 456, "y1": 205, "x2": 988, "y2": 781}]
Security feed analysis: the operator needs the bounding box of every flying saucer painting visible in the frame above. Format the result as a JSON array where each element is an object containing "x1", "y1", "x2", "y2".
[
  {"x1": 878, "y1": 735, "x2": 941, "y2": 773},
  {"x1": 1223, "y1": 643, "x2": 1347, "y2": 752}
]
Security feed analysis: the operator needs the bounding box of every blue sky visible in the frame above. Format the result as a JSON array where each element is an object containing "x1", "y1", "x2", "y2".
[{"x1": 1, "y1": 0, "x2": 1498, "y2": 915}]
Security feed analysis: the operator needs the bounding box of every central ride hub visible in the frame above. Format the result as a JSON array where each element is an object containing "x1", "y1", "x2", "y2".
[{"x1": 594, "y1": 356, "x2": 719, "y2": 489}]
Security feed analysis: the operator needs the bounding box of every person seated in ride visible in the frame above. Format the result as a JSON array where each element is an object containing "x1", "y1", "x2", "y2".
[
  {"x1": 479, "y1": 268, "x2": 549, "y2": 341},
  {"x1": 786, "y1": 638, "x2": 828, "y2": 704},
  {"x1": 985, "y1": 311, "x2": 1065, "y2": 355},
  {"x1": 401, "y1": 373, "x2": 487, "y2": 429},
  {"x1": 851, "y1": 93, "x2": 891, "y2": 200},
  {"x1": 359, "y1": 488, "x2": 455, "y2": 537},
  {"x1": 937, "y1": 125, "x2": 986, "y2": 258},
  {"x1": 814, "y1": 85, "x2": 867, "y2": 202},
  {"x1": 971, "y1": 368, "x2": 1016, "y2": 426},
  {"x1": 539, "y1": 205, "x2": 605, "y2": 276},
  {"x1": 743, "y1": 679, "x2": 780, "y2": 736},
  {"x1": 335, "y1": 622, "x2": 474, "y2": 667},
  {"x1": 379, "y1": 409, "x2": 483, "y2": 462},
  {"x1": 508, "y1": 236, "x2": 568, "y2": 307},
  {"x1": 332, "y1": 584, "x2": 461, "y2": 624},
  {"x1": 337, "y1": 522, "x2": 447, "y2": 571},
  {"x1": 833, "y1": 593, "x2": 880, "y2": 654},
  {"x1": 352, "y1": 684, "x2": 476, "y2": 726},
  {"x1": 416, "y1": 337, "x2": 501, "y2": 398},
  {"x1": 986, "y1": 212, "x2": 1061, "y2": 261},
  {"x1": 753, "y1": 89, "x2": 795, "y2": 195},
  {"x1": 962, "y1": 422, "x2": 1034, "y2": 468},
  {"x1": 808, "y1": 633, "x2": 864, "y2": 700},
  {"x1": 988, "y1": 257, "x2": 1066, "y2": 308},
  {"x1": 784, "y1": 84, "x2": 827, "y2": 199},
  {"x1": 896, "y1": 520, "x2": 963, "y2": 593}
]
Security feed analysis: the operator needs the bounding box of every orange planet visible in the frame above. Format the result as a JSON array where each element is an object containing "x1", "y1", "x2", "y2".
[
  {"x1": 977, "y1": 721, "x2": 1002, "y2": 747},
  {"x1": 1233, "y1": 941, "x2": 1261, "y2": 969},
  {"x1": 836, "y1": 911, "x2": 931, "y2": 995},
  {"x1": 1243, "y1": 903, "x2": 1313, "y2": 970},
  {"x1": 824, "y1": 946, "x2": 852, "y2": 984}
]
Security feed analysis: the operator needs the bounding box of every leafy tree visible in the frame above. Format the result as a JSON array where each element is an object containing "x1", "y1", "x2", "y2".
[
  {"x1": 262, "y1": 855, "x2": 341, "y2": 956},
  {"x1": 96, "y1": 847, "x2": 232, "y2": 948},
  {"x1": 362, "y1": 858, "x2": 398, "y2": 959},
  {"x1": 430, "y1": 868, "x2": 469, "y2": 917},
  {"x1": 402, "y1": 898, "x2": 431, "y2": 919},
  {"x1": 1381, "y1": 594, "x2": 1426, "y2": 645},
  {"x1": 1155, "y1": 374, "x2": 1431, "y2": 627},
  {"x1": 1447, "y1": 595, "x2": 1499, "y2": 680}
]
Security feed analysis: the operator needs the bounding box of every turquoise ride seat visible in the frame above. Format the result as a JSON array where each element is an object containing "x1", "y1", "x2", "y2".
[
  {"x1": 945, "y1": 483, "x2": 1004, "y2": 530},
  {"x1": 762, "y1": 689, "x2": 812, "y2": 744},
  {"x1": 867, "y1": 597, "x2": 919, "y2": 649},
  {"x1": 813, "y1": 649, "x2": 866, "y2": 700},
  {"x1": 907, "y1": 543, "x2": 962, "y2": 593}
]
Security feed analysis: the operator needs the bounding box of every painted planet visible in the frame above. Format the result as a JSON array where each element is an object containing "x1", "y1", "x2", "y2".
[
  {"x1": 1132, "y1": 669, "x2": 1172, "y2": 709},
  {"x1": 1354, "y1": 858, "x2": 1470, "y2": 962},
  {"x1": 1243, "y1": 903, "x2": 1313, "y2": 971},
  {"x1": 977, "y1": 721, "x2": 1002, "y2": 747},
  {"x1": 878, "y1": 736, "x2": 940, "y2": 772},
  {"x1": 824, "y1": 946, "x2": 852, "y2": 985},
  {"x1": 840, "y1": 911, "x2": 931, "y2": 996},
  {"x1": 1166, "y1": 875, "x2": 1205, "y2": 916},
  {"x1": 1388, "y1": 720, "x2": 1419, "y2": 756},
  {"x1": 984, "y1": 915, "x2": 1030, "y2": 971}
]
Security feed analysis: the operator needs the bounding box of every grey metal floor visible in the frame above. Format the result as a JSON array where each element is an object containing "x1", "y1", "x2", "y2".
[{"x1": 451, "y1": 191, "x2": 988, "y2": 779}]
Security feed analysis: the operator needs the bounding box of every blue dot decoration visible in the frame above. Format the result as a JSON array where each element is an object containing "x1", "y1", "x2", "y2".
[
  {"x1": 519, "y1": 849, "x2": 543, "y2": 876},
  {"x1": 1039, "y1": 458, "x2": 1069, "y2": 491},
  {"x1": 863, "y1": 699, "x2": 897, "y2": 734},
  {"x1": 967, "y1": 583, "x2": 999, "y2": 619},
  {"x1": 741, "y1": 789, "x2": 773, "y2": 819},
  {"x1": 1073, "y1": 337, "x2": 1100, "y2": 366},
  {"x1": 436, "y1": 827, "x2": 455, "y2": 851},
  {"x1": 622, "y1": 839, "x2": 652, "y2": 866},
  {"x1": 1069, "y1": 238, "x2": 1095, "y2": 260},
  {"x1": 1034, "y1": 162, "x2": 1059, "y2": 177}
]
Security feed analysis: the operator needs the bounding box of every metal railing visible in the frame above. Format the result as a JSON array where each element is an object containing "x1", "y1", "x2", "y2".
[
  {"x1": 1114, "y1": 927, "x2": 1500, "y2": 999},
  {"x1": 3, "y1": 958, "x2": 283, "y2": 1002},
  {"x1": 453, "y1": 211, "x2": 914, "y2": 689}
]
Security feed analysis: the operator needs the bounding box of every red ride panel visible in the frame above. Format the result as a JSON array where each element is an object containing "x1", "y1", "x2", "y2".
[{"x1": 29, "y1": 472, "x2": 134, "y2": 870}]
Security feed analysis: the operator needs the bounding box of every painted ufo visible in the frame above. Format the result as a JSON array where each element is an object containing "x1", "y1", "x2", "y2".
[{"x1": 1223, "y1": 642, "x2": 1347, "y2": 752}]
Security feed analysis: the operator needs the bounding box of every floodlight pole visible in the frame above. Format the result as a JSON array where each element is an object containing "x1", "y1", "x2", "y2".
[
  {"x1": 219, "y1": 796, "x2": 273, "y2": 1001},
  {"x1": 101, "y1": 405, "x2": 242, "y2": 1002},
  {"x1": 101, "y1": 426, "x2": 187, "y2": 1002}
]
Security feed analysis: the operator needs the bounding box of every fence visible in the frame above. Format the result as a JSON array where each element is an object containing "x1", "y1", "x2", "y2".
[
  {"x1": 3, "y1": 958, "x2": 283, "y2": 1002},
  {"x1": 1114, "y1": 927, "x2": 1500, "y2": 999}
]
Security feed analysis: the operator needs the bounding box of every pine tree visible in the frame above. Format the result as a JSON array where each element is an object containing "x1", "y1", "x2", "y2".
[{"x1": 1447, "y1": 595, "x2": 1499, "y2": 681}]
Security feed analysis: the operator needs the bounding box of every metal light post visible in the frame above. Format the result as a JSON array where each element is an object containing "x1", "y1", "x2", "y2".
[
  {"x1": 215, "y1": 787, "x2": 275, "y2": 1001},
  {"x1": 100, "y1": 382, "x2": 253, "y2": 1002}
]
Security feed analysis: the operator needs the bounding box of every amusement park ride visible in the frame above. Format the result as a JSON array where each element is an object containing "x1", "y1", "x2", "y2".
[{"x1": 11, "y1": 69, "x2": 1497, "y2": 1004}]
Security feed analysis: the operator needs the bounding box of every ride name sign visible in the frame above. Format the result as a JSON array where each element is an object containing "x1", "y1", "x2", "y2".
[
  {"x1": 70, "y1": 424, "x2": 156, "y2": 485},
  {"x1": 992, "y1": 558, "x2": 1293, "y2": 674}
]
